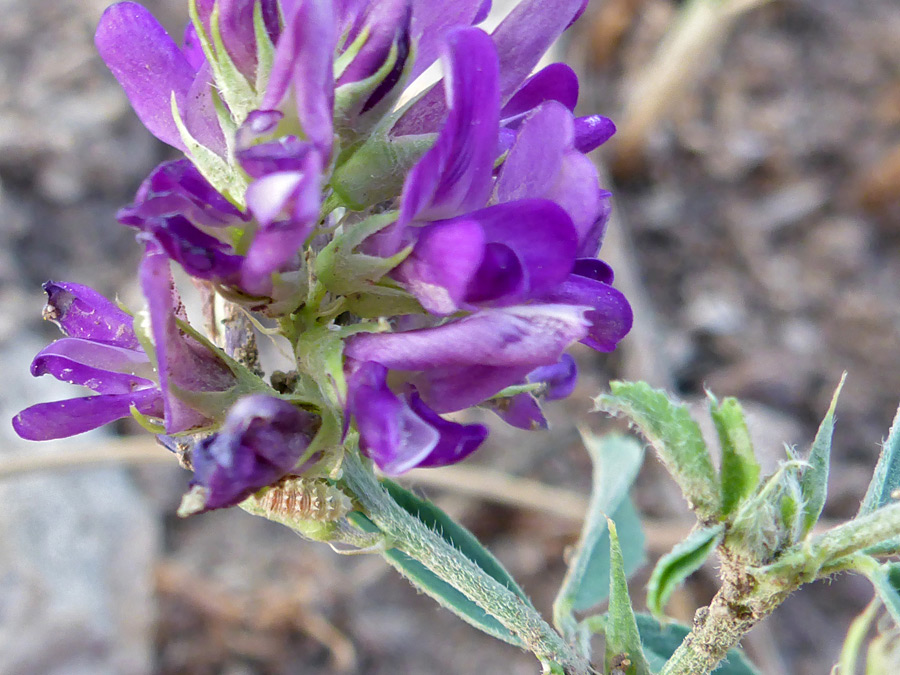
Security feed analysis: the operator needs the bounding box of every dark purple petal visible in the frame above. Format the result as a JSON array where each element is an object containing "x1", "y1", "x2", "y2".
[
  {"x1": 500, "y1": 63, "x2": 579, "y2": 121},
  {"x1": 118, "y1": 159, "x2": 246, "y2": 229},
  {"x1": 216, "y1": 0, "x2": 272, "y2": 78},
  {"x1": 484, "y1": 392, "x2": 547, "y2": 431},
  {"x1": 576, "y1": 190, "x2": 613, "y2": 258},
  {"x1": 407, "y1": 393, "x2": 488, "y2": 468},
  {"x1": 395, "y1": 217, "x2": 486, "y2": 315},
  {"x1": 95, "y1": 2, "x2": 197, "y2": 150},
  {"x1": 148, "y1": 216, "x2": 244, "y2": 281},
  {"x1": 528, "y1": 353, "x2": 577, "y2": 400},
  {"x1": 573, "y1": 258, "x2": 614, "y2": 285},
  {"x1": 12, "y1": 389, "x2": 163, "y2": 441},
  {"x1": 542, "y1": 276, "x2": 633, "y2": 352},
  {"x1": 464, "y1": 200, "x2": 577, "y2": 301},
  {"x1": 237, "y1": 136, "x2": 313, "y2": 178},
  {"x1": 191, "y1": 395, "x2": 317, "y2": 511},
  {"x1": 412, "y1": 363, "x2": 534, "y2": 412},
  {"x1": 347, "y1": 361, "x2": 440, "y2": 474},
  {"x1": 399, "y1": 28, "x2": 500, "y2": 224},
  {"x1": 573, "y1": 115, "x2": 616, "y2": 153},
  {"x1": 140, "y1": 246, "x2": 236, "y2": 433},
  {"x1": 41, "y1": 281, "x2": 139, "y2": 349},
  {"x1": 31, "y1": 338, "x2": 155, "y2": 394},
  {"x1": 338, "y1": 0, "x2": 410, "y2": 86},
  {"x1": 345, "y1": 304, "x2": 590, "y2": 370},
  {"x1": 495, "y1": 102, "x2": 573, "y2": 203},
  {"x1": 262, "y1": 0, "x2": 335, "y2": 159},
  {"x1": 184, "y1": 62, "x2": 227, "y2": 156}
]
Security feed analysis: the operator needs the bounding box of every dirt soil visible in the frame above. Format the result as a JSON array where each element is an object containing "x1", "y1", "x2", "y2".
[{"x1": 2, "y1": 0, "x2": 900, "y2": 673}]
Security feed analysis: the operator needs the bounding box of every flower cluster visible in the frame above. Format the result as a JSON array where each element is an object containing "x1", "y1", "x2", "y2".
[{"x1": 14, "y1": 0, "x2": 631, "y2": 513}]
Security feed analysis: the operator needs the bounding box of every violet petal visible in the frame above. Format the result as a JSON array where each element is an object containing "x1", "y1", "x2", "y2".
[
  {"x1": 42, "y1": 281, "x2": 139, "y2": 349},
  {"x1": 191, "y1": 395, "x2": 317, "y2": 511},
  {"x1": 408, "y1": 393, "x2": 488, "y2": 468},
  {"x1": 31, "y1": 338, "x2": 155, "y2": 395},
  {"x1": 95, "y1": 2, "x2": 196, "y2": 150},
  {"x1": 500, "y1": 63, "x2": 579, "y2": 121},
  {"x1": 542, "y1": 275, "x2": 633, "y2": 352},
  {"x1": 345, "y1": 304, "x2": 590, "y2": 370},
  {"x1": 528, "y1": 353, "x2": 577, "y2": 400},
  {"x1": 573, "y1": 114, "x2": 616, "y2": 154},
  {"x1": 140, "y1": 246, "x2": 236, "y2": 433},
  {"x1": 399, "y1": 27, "x2": 499, "y2": 224},
  {"x1": 12, "y1": 389, "x2": 163, "y2": 442},
  {"x1": 347, "y1": 361, "x2": 439, "y2": 475},
  {"x1": 484, "y1": 392, "x2": 547, "y2": 431}
]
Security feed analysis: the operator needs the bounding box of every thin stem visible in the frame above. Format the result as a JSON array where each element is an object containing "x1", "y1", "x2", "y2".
[{"x1": 340, "y1": 450, "x2": 590, "y2": 675}]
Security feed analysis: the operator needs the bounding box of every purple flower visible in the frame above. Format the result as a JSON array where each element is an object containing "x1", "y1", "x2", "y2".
[
  {"x1": 140, "y1": 244, "x2": 239, "y2": 433},
  {"x1": 347, "y1": 361, "x2": 487, "y2": 474},
  {"x1": 189, "y1": 394, "x2": 319, "y2": 511},
  {"x1": 12, "y1": 282, "x2": 162, "y2": 441}
]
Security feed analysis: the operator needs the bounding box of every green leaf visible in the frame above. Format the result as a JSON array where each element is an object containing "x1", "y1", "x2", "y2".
[
  {"x1": 708, "y1": 395, "x2": 760, "y2": 517},
  {"x1": 345, "y1": 480, "x2": 531, "y2": 646},
  {"x1": 631, "y1": 614, "x2": 761, "y2": 674},
  {"x1": 605, "y1": 519, "x2": 652, "y2": 675},
  {"x1": 835, "y1": 598, "x2": 880, "y2": 675},
  {"x1": 856, "y1": 556, "x2": 900, "y2": 627},
  {"x1": 859, "y1": 400, "x2": 900, "y2": 517},
  {"x1": 347, "y1": 510, "x2": 522, "y2": 645},
  {"x1": 647, "y1": 524, "x2": 724, "y2": 619},
  {"x1": 799, "y1": 373, "x2": 846, "y2": 535},
  {"x1": 594, "y1": 381, "x2": 720, "y2": 519},
  {"x1": 553, "y1": 434, "x2": 645, "y2": 638},
  {"x1": 381, "y1": 479, "x2": 531, "y2": 605}
]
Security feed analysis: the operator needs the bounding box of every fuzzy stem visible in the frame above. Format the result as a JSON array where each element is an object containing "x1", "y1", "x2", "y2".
[
  {"x1": 340, "y1": 450, "x2": 590, "y2": 675},
  {"x1": 658, "y1": 554, "x2": 790, "y2": 675}
]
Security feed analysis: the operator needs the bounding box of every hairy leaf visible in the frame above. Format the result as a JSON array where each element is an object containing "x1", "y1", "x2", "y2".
[
  {"x1": 553, "y1": 433, "x2": 645, "y2": 638},
  {"x1": 859, "y1": 401, "x2": 900, "y2": 517},
  {"x1": 647, "y1": 524, "x2": 724, "y2": 619},
  {"x1": 799, "y1": 374, "x2": 845, "y2": 535},
  {"x1": 605, "y1": 519, "x2": 652, "y2": 675},
  {"x1": 709, "y1": 395, "x2": 760, "y2": 517},
  {"x1": 594, "y1": 381, "x2": 719, "y2": 519}
]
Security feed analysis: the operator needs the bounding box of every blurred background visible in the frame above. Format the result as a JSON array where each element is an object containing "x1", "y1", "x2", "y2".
[{"x1": 1, "y1": 0, "x2": 899, "y2": 672}]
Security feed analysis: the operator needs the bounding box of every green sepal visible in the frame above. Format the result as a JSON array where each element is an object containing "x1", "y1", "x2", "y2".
[
  {"x1": 253, "y1": 0, "x2": 275, "y2": 97},
  {"x1": 605, "y1": 519, "x2": 652, "y2": 675},
  {"x1": 129, "y1": 404, "x2": 166, "y2": 434},
  {"x1": 315, "y1": 211, "x2": 413, "y2": 296},
  {"x1": 343, "y1": 284, "x2": 424, "y2": 318},
  {"x1": 859, "y1": 399, "x2": 900, "y2": 517},
  {"x1": 587, "y1": 614, "x2": 761, "y2": 674},
  {"x1": 333, "y1": 39, "x2": 415, "y2": 147},
  {"x1": 171, "y1": 93, "x2": 246, "y2": 203},
  {"x1": 553, "y1": 433, "x2": 645, "y2": 640},
  {"x1": 345, "y1": 483, "x2": 527, "y2": 647},
  {"x1": 208, "y1": 2, "x2": 257, "y2": 122},
  {"x1": 708, "y1": 394, "x2": 760, "y2": 518},
  {"x1": 594, "y1": 381, "x2": 720, "y2": 520},
  {"x1": 330, "y1": 128, "x2": 435, "y2": 210},
  {"x1": 799, "y1": 373, "x2": 845, "y2": 536},
  {"x1": 646, "y1": 524, "x2": 724, "y2": 619}
]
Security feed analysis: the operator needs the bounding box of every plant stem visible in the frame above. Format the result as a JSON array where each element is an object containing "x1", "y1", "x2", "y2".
[
  {"x1": 658, "y1": 558, "x2": 789, "y2": 675},
  {"x1": 340, "y1": 449, "x2": 591, "y2": 675}
]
